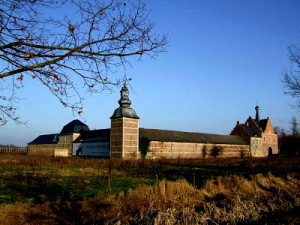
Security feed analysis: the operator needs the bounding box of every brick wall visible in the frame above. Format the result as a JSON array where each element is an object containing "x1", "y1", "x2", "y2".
[
  {"x1": 145, "y1": 141, "x2": 249, "y2": 159},
  {"x1": 110, "y1": 117, "x2": 139, "y2": 159},
  {"x1": 262, "y1": 119, "x2": 278, "y2": 155},
  {"x1": 27, "y1": 144, "x2": 56, "y2": 156},
  {"x1": 262, "y1": 133, "x2": 278, "y2": 155},
  {"x1": 110, "y1": 118, "x2": 123, "y2": 158}
]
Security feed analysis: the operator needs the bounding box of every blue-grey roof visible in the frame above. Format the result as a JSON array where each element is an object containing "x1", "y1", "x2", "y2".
[
  {"x1": 60, "y1": 119, "x2": 90, "y2": 135},
  {"x1": 111, "y1": 84, "x2": 139, "y2": 119},
  {"x1": 28, "y1": 134, "x2": 59, "y2": 145},
  {"x1": 111, "y1": 106, "x2": 139, "y2": 119},
  {"x1": 73, "y1": 129, "x2": 110, "y2": 143}
]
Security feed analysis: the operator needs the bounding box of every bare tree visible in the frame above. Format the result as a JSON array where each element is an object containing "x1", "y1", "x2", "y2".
[
  {"x1": 291, "y1": 117, "x2": 299, "y2": 136},
  {"x1": 0, "y1": 0, "x2": 167, "y2": 126},
  {"x1": 273, "y1": 126, "x2": 285, "y2": 136},
  {"x1": 283, "y1": 44, "x2": 300, "y2": 108}
]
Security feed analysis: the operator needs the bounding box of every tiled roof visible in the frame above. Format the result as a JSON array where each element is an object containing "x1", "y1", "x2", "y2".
[
  {"x1": 139, "y1": 128, "x2": 247, "y2": 145},
  {"x1": 60, "y1": 119, "x2": 90, "y2": 135},
  {"x1": 240, "y1": 117, "x2": 268, "y2": 137},
  {"x1": 73, "y1": 127, "x2": 247, "y2": 145},
  {"x1": 241, "y1": 124, "x2": 257, "y2": 136},
  {"x1": 28, "y1": 134, "x2": 59, "y2": 145},
  {"x1": 259, "y1": 119, "x2": 268, "y2": 131},
  {"x1": 29, "y1": 126, "x2": 249, "y2": 146}
]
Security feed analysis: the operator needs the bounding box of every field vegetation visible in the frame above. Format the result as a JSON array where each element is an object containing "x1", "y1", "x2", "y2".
[{"x1": 0, "y1": 155, "x2": 299, "y2": 224}]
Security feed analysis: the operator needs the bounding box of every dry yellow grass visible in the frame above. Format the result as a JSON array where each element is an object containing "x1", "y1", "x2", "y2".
[{"x1": 0, "y1": 172, "x2": 298, "y2": 225}]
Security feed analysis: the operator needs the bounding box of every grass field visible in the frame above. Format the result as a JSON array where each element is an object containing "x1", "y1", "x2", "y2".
[{"x1": 0, "y1": 155, "x2": 299, "y2": 224}]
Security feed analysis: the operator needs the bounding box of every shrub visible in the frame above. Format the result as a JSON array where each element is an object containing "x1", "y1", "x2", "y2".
[
  {"x1": 139, "y1": 137, "x2": 150, "y2": 158},
  {"x1": 280, "y1": 135, "x2": 300, "y2": 156},
  {"x1": 210, "y1": 146, "x2": 223, "y2": 158},
  {"x1": 202, "y1": 145, "x2": 207, "y2": 159},
  {"x1": 240, "y1": 149, "x2": 245, "y2": 158}
]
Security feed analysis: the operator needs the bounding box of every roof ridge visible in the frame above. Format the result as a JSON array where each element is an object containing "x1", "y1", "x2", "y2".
[
  {"x1": 249, "y1": 117, "x2": 261, "y2": 130},
  {"x1": 240, "y1": 124, "x2": 251, "y2": 136},
  {"x1": 139, "y1": 127, "x2": 230, "y2": 137}
]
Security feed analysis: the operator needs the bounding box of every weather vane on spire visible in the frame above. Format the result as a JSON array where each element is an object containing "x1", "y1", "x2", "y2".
[{"x1": 122, "y1": 77, "x2": 132, "y2": 87}]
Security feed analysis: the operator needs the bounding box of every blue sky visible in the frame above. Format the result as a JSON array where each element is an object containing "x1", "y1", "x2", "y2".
[{"x1": 1, "y1": 0, "x2": 300, "y2": 146}]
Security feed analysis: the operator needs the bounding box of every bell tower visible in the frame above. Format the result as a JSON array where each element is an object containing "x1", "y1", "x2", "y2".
[{"x1": 110, "y1": 83, "x2": 140, "y2": 159}]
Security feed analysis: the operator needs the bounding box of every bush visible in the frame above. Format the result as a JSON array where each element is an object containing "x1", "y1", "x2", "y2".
[
  {"x1": 280, "y1": 135, "x2": 300, "y2": 157},
  {"x1": 202, "y1": 145, "x2": 207, "y2": 159},
  {"x1": 240, "y1": 149, "x2": 245, "y2": 158},
  {"x1": 210, "y1": 146, "x2": 223, "y2": 158},
  {"x1": 139, "y1": 137, "x2": 150, "y2": 158}
]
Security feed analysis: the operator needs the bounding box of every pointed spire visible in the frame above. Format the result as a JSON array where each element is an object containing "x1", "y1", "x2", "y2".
[
  {"x1": 110, "y1": 83, "x2": 139, "y2": 119},
  {"x1": 255, "y1": 105, "x2": 260, "y2": 121}
]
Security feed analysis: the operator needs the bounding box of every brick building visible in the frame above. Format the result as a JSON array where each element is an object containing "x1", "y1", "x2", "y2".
[
  {"x1": 28, "y1": 84, "x2": 278, "y2": 158},
  {"x1": 230, "y1": 106, "x2": 278, "y2": 157}
]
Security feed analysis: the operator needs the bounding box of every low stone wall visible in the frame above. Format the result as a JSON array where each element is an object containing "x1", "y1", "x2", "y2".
[
  {"x1": 55, "y1": 143, "x2": 73, "y2": 157},
  {"x1": 145, "y1": 141, "x2": 249, "y2": 159},
  {"x1": 54, "y1": 149, "x2": 69, "y2": 157},
  {"x1": 27, "y1": 144, "x2": 56, "y2": 156},
  {"x1": 28, "y1": 144, "x2": 73, "y2": 157}
]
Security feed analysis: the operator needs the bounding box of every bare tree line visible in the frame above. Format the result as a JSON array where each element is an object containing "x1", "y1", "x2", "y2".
[{"x1": 0, "y1": 0, "x2": 167, "y2": 126}]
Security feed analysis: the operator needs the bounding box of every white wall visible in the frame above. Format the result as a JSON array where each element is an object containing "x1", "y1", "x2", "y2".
[{"x1": 73, "y1": 142, "x2": 110, "y2": 157}]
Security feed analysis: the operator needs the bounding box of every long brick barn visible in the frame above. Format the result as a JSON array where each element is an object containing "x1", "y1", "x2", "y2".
[{"x1": 28, "y1": 84, "x2": 278, "y2": 159}]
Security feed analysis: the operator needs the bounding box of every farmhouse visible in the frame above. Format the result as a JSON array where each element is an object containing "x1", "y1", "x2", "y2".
[{"x1": 28, "y1": 84, "x2": 278, "y2": 158}]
